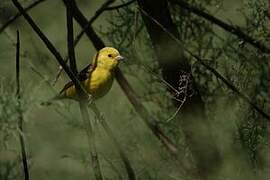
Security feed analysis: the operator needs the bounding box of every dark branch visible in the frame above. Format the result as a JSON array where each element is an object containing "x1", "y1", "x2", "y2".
[
  {"x1": 66, "y1": 3, "x2": 77, "y2": 74},
  {"x1": 170, "y1": 0, "x2": 270, "y2": 54},
  {"x1": 16, "y1": 30, "x2": 30, "y2": 180},
  {"x1": 104, "y1": 0, "x2": 136, "y2": 11},
  {"x1": 66, "y1": 4, "x2": 104, "y2": 180},
  {"x1": 0, "y1": 0, "x2": 46, "y2": 34}
]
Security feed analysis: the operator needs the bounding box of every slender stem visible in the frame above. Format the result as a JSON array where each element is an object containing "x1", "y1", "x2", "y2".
[
  {"x1": 0, "y1": 0, "x2": 46, "y2": 34},
  {"x1": 104, "y1": 0, "x2": 136, "y2": 11},
  {"x1": 170, "y1": 0, "x2": 270, "y2": 53},
  {"x1": 79, "y1": 102, "x2": 103, "y2": 180},
  {"x1": 90, "y1": 104, "x2": 136, "y2": 180},
  {"x1": 16, "y1": 30, "x2": 30, "y2": 180}
]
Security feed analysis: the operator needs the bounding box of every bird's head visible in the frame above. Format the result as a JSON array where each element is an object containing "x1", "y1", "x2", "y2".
[{"x1": 95, "y1": 47, "x2": 124, "y2": 71}]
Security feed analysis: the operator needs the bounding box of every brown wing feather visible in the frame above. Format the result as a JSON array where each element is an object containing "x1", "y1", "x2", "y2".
[
  {"x1": 59, "y1": 65, "x2": 91, "y2": 94},
  {"x1": 59, "y1": 52, "x2": 99, "y2": 95}
]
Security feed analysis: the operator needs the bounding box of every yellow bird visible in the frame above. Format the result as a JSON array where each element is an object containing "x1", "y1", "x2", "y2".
[{"x1": 55, "y1": 47, "x2": 124, "y2": 101}]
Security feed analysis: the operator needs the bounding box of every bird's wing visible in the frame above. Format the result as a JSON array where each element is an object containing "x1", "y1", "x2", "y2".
[
  {"x1": 59, "y1": 51, "x2": 99, "y2": 95},
  {"x1": 59, "y1": 64, "x2": 93, "y2": 94}
]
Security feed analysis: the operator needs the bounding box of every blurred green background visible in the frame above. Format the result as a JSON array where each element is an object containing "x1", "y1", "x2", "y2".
[{"x1": 0, "y1": 0, "x2": 270, "y2": 180}]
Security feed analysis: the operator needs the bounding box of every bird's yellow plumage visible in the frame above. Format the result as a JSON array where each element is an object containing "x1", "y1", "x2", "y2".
[{"x1": 58, "y1": 47, "x2": 124, "y2": 100}]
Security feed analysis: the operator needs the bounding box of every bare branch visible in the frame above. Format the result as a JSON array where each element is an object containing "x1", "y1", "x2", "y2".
[
  {"x1": 170, "y1": 0, "x2": 270, "y2": 54},
  {"x1": 104, "y1": 0, "x2": 136, "y2": 11},
  {"x1": 66, "y1": 5, "x2": 77, "y2": 74}
]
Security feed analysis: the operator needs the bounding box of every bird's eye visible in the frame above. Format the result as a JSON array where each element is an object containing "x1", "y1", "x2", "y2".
[{"x1": 108, "y1": 54, "x2": 113, "y2": 58}]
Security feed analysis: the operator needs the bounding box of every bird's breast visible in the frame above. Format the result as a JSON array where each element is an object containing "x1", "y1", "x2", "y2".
[{"x1": 87, "y1": 68, "x2": 114, "y2": 99}]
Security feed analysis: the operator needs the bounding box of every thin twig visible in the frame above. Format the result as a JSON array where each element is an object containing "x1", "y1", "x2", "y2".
[
  {"x1": 90, "y1": 104, "x2": 136, "y2": 180},
  {"x1": 28, "y1": 64, "x2": 56, "y2": 93},
  {"x1": 104, "y1": 0, "x2": 136, "y2": 11},
  {"x1": 169, "y1": 0, "x2": 270, "y2": 53},
  {"x1": 15, "y1": 30, "x2": 30, "y2": 180},
  {"x1": 101, "y1": 154, "x2": 124, "y2": 180},
  {"x1": 140, "y1": 8, "x2": 270, "y2": 121},
  {"x1": 0, "y1": 0, "x2": 46, "y2": 34}
]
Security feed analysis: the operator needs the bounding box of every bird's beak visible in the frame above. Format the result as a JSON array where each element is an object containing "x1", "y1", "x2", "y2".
[{"x1": 115, "y1": 55, "x2": 125, "y2": 61}]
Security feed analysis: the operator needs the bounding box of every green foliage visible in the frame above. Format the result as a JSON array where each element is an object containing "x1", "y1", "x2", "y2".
[
  {"x1": 1, "y1": 0, "x2": 270, "y2": 179},
  {"x1": 0, "y1": 80, "x2": 27, "y2": 180}
]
